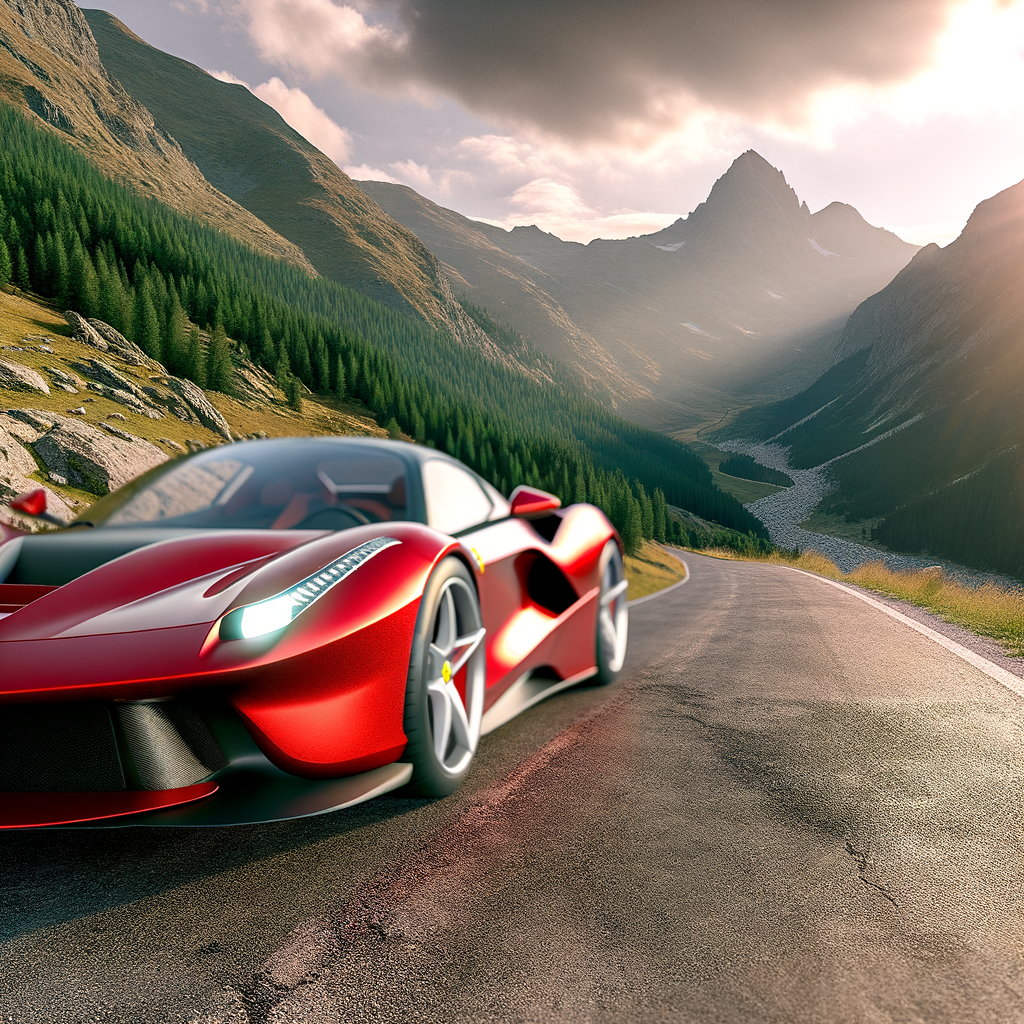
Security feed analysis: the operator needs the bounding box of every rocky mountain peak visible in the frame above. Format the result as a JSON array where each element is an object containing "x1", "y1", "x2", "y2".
[{"x1": 4, "y1": 0, "x2": 103, "y2": 74}]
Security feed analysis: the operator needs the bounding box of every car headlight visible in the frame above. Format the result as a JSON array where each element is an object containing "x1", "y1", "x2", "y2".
[{"x1": 219, "y1": 536, "x2": 401, "y2": 640}]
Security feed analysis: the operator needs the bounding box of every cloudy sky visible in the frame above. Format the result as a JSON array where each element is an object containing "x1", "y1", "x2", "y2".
[{"x1": 90, "y1": 0, "x2": 1024, "y2": 246}]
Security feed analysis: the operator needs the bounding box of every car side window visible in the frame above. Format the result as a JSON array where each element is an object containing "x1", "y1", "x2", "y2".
[{"x1": 422, "y1": 459, "x2": 495, "y2": 534}]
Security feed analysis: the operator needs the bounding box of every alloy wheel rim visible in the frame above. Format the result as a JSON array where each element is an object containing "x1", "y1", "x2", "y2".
[
  {"x1": 598, "y1": 550, "x2": 628, "y2": 674},
  {"x1": 425, "y1": 577, "x2": 486, "y2": 775}
]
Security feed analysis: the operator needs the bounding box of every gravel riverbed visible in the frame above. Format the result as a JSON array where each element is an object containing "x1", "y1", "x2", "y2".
[{"x1": 717, "y1": 440, "x2": 1021, "y2": 590}]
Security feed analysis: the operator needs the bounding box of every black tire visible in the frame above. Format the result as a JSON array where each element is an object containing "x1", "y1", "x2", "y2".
[
  {"x1": 594, "y1": 540, "x2": 628, "y2": 686},
  {"x1": 402, "y1": 557, "x2": 486, "y2": 796}
]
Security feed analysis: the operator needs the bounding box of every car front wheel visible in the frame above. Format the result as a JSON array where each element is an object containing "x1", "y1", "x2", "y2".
[{"x1": 402, "y1": 557, "x2": 486, "y2": 796}]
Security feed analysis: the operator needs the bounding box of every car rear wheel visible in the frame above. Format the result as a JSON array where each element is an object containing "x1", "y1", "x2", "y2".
[
  {"x1": 595, "y1": 540, "x2": 628, "y2": 685},
  {"x1": 403, "y1": 557, "x2": 486, "y2": 796}
]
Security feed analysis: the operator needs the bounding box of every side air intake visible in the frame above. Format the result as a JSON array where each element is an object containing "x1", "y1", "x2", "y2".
[{"x1": 114, "y1": 702, "x2": 228, "y2": 791}]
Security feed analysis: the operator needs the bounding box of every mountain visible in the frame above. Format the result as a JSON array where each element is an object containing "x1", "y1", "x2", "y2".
[
  {"x1": 359, "y1": 152, "x2": 919, "y2": 427},
  {"x1": 0, "y1": 0, "x2": 494, "y2": 351},
  {"x1": 82, "y1": 9, "x2": 486, "y2": 341},
  {"x1": 0, "y1": 0, "x2": 312, "y2": 272},
  {"x1": 718, "y1": 175, "x2": 1024, "y2": 579}
]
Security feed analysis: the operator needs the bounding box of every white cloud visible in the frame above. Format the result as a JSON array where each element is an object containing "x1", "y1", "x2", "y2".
[
  {"x1": 205, "y1": 70, "x2": 352, "y2": 166},
  {"x1": 343, "y1": 164, "x2": 402, "y2": 184},
  {"x1": 251, "y1": 77, "x2": 352, "y2": 165},
  {"x1": 495, "y1": 177, "x2": 679, "y2": 243},
  {"x1": 207, "y1": 69, "x2": 249, "y2": 87}
]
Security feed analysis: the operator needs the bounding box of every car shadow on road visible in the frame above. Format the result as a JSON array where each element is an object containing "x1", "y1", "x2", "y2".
[{"x1": 0, "y1": 792, "x2": 436, "y2": 943}]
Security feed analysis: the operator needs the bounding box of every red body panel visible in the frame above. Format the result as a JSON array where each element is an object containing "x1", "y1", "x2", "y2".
[{"x1": 0, "y1": 782, "x2": 217, "y2": 829}]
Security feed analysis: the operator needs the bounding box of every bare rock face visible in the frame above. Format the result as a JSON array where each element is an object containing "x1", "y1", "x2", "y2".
[
  {"x1": 63, "y1": 311, "x2": 109, "y2": 352},
  {"x1": 231, "y1": 360, "x2": 277, "y2": 404},
  {"x1": 0, "y1": 413, "x2": 72, "y2": 521},
  {"x1": 70, "y1": 359, "x2": 164, "y2": 418},
  {"x1": 87, "y1": 319, "x2": 153, "y2": 367},
  {"x1": 15, "y1": 408, "x2": 168, "y2": 495},
  {"x1": 43, "y1": 365, "x2": 84, "y2": 393},
  {"x1": 162, "y1": 376, "x2": 232, "y2": 440},
  {"x1": 0, "y1": 359, "x2": 50, "y2": 395}
]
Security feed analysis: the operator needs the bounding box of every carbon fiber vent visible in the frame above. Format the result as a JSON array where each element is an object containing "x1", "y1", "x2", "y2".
[
  {"x1": 114, "y1": 702, "x2": 227, "y2": 791},
  {"x1": 0, "y1": 704, "x2": 126, "y2": 792}
]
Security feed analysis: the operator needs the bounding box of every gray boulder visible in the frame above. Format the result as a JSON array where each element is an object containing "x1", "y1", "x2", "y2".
[
  {"x1": 163, "y1": 376, "x2": 232, "y2": 440},
  {"x1": 0, "y1": 360, "x2": 50, "y2": 395},
  {"x1": 87, "y1": 319, "x2": 154, "y2": 368},
  {"x1": 22, "y1": 409, "x2": 168, "y2": 495},
  {"x1": 64, "y1": 311, "x2": 109, "y2": 352},
  {"x1": 70, "y1": 359, "x2": 164, "y2": 419},
  {"x1": 0, "y1": 416, "x2": 73, "y2": 522},
  {"x1": 44, "y1": 366, "x2": 85, "y2": 393}
]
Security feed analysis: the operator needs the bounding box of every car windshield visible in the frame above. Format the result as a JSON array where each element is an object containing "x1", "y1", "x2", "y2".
[{"x1": 76, "y1": 440, "x2": 410, "y2": 531}]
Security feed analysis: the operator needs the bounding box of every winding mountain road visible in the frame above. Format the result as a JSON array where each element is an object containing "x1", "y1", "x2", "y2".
[{"x1": 4, "y1": 553, "x2": 1024, "y2": 1023}]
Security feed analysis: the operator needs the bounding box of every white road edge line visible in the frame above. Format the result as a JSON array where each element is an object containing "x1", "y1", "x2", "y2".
[
  {"x1": 784, "y1": 566, "x2": 1024, "y2": 701},
  {"x1": 628, "y1": 550, "x2": 691, "y2": 607}
]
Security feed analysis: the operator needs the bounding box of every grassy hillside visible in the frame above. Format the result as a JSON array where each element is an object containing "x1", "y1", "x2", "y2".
[{"x1": 0, "y1": 0, "x2": 313, "y2": 273}]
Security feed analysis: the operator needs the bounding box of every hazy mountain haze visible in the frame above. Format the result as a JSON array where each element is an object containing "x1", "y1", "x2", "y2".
[{"x1": 362, "y1": 151, "x2": 919, "y2": 427}]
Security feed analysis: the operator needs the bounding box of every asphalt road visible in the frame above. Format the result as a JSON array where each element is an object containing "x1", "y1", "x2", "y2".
[{"x1": 4, "y1": 552, "x2": 1024, "y2": 1023}]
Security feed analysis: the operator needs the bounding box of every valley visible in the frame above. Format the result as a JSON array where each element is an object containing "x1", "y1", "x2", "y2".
[{"x1": 0, "y1": 0, "x2": 1021, "y2": 589}]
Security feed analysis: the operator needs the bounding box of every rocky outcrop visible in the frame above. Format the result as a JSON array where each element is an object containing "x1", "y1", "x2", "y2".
[
  {"x1": 0, "y1": 413, "x2": 73, "y2": 520},
  {"x1": 162, "y1": 376, "x2": 232, "y2": 440},
  {"x1": 63, "y1": 311, "x2": 108, "y2": 352},
  {"x1": 69, "y1": 358, "x2": 164, "y2": 418},
  {"x1": 86, "y1": 318, "x2": 153, "y2": 367},
  {"x1": 0, "y1": 359, "x2": 49, "y2": 394},
  {"x1": 8, "y1": 408, "x2": 167, "y2": 495},
  {"x1": 43, "y1": 365, "x2": 84, "y2": 393}
]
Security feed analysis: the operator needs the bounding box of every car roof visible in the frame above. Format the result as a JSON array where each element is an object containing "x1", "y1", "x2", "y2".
[{"x1": 226, "y1": 435, "x2": 478, "y2": 473}]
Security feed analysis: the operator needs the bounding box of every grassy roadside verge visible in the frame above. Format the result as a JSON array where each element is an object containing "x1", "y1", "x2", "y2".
[
  {"x1": 693, "y1": 547, "x2": 1024, "y2": 657},
  {"x1": 624, "y1": 540, "x2": 687, "y2": 601}
]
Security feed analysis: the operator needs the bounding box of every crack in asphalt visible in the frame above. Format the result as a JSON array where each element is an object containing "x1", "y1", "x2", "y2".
[
  {"x1": 209, "y1": 694, "x2": 630, "y2": 1023},
  {"x1": 845, "y1": 839, "x2": 899, "y2": 909}
]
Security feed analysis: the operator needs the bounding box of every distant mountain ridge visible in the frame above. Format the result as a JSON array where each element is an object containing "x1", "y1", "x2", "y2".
[
  {"x1": 360, "y1": 151, "x2": 919, "y2": 427},
  {"x1": 718, "y1": 174, "x2": 1024, "y2": 579},
  {"x1": 82, "y1": 9, "x2": 485, "y2": 341}
]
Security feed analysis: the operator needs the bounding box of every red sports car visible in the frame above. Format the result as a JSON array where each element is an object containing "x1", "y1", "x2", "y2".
[{"x1": 0, "y1": 437, "x2": 628, "y2": 828}]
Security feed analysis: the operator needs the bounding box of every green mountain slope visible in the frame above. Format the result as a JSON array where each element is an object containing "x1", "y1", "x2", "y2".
[
  {"x1": 83, "y1": 9, "x2": 488, "y2": 345},
  {"x1": 0, "y1": 101, "x2": 766, "y2": 549},
  {"x1": 0, "y1": 0, "x2": 313, "y2": 273},
  {"x1": 719, "y1": 175, "x2": 1024, "y2": 578}
]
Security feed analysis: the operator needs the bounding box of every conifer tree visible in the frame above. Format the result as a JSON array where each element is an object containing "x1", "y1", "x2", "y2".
[
  {"x1": 333, "y1": 353, "x2": 346, "y2": 400},
  {"x1": 51, "y1": 231, "x2": 70, "y2": 307},
  {"x1": 206, "y1": 324, "x2": 232, "y2": 393},
  {"x1": 622, "y1": 494, "x2": 642, "y2": 555},
  {"x1": 183, "y1": 325, "x2": 206, "y2": 387},
  {"x1": 34, "y1": 232, "x2": 49, "y2": 292},
  {"x1": 285, "y1": 373, "x2": 303, "y2": 412},
  {"x1": 275, "y1": 343, "x2": 291, "y2": 394},
  {"x1": 653, "y1": 487, "x2": 667, "y2": 543},
  {"x1": 637, "y1": 482, "x2": 654, "y2": 540},
  {"x1": 0, "y1": 237, "x2": 10, "y2": 288},
  {"x1": 137, "y1": 292, "x2": 161, "y2": 361},
  {"x1": 14, "y1": 247, "x2": 29, "y2": 289}
]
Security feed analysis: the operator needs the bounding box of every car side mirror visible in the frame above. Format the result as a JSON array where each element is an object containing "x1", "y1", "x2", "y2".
[
  {"x1": 8, "y1": 488, "x2": 64, "y2": 526},
  {"x1": 509, "y1": 485, "x2": 561, "y2": 518}
]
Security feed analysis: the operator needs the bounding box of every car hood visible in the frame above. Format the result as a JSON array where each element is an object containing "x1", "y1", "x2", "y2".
[{"x1": 0, "y1": 529, "x2": 321, "y2": 643}]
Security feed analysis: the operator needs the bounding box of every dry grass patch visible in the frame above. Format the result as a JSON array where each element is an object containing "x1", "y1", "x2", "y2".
[
  {"x1": 694, "y1": 544, "x2": 1024, "y2": 657},
  {"x1": 624, "y1": 541, "x2": 686, "y2": 600}
]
